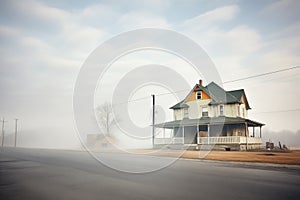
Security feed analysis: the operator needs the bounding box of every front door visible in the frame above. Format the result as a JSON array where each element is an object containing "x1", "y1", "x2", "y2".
[{"x1": 184, "y1": 126, "x2": 197, "y2": 144}]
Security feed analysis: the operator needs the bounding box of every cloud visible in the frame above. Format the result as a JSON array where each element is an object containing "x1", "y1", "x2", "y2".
[
  {"x1": 202, "y1": 25, "x2": 261, "y2": 56},
  {"x1": 0, "y1": 0, "x2": 69, "y2": 34},
  {"x1": 0, "y1": 25, "x2": 20, "y2": 38},
  {"x1": 117, "y1": 11, "x2": 170, "y2": 30},
  {"x1": 59, "y1": 24, "x2": 107, "y2": 54},
  {"x1": 1, "y1": 0, "x2": 108, "y2": 57},
  {"x1": 178, "y1": 5, "x2": 262, "y2": 80},
  {"x1": 258, "y1": 23, "x2": 300, "y2": 67},
  {"x1": 107, "y1": 0, "x2": 171, "y2": 13},
  {"x1": 261, "y1": 0, "x2": 300, "y2": 23},
  {"x1": 182, "y1": 5, "x2": 239, "y2": 29}
]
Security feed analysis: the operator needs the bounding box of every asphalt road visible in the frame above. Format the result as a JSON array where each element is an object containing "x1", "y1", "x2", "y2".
[{"x1": 1, "y1": 148, "x2": 299, "y2": 200}]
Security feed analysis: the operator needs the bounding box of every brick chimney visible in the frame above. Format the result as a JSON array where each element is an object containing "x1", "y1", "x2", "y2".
[{"x1": 199, "y1": 79, "x2": 203, "y2": 86}]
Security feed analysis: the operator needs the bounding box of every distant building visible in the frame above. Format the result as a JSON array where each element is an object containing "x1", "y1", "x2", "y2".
[
  {"x1": 155, "y1": 80, "x2": 264, "y2": 150},
  {"x1": 86, "y1": 134, "x2": 116, "y2": 150}
]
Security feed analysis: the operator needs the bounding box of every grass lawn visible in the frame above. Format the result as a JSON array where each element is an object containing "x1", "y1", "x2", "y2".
[
  {"x1": 129, "y1": 149, "x2": 300, "y2": 165},
  {"x1": 181, "y1": 150, "x2": 300, "y2": 165}
]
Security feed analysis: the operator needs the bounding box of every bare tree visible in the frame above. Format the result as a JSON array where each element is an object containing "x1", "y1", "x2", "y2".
[{"x1": 96, "y1": 102, "x2": 117, "y2": 135}]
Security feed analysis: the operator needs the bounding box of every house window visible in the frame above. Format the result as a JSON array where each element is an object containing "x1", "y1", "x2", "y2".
[
  {"x1": 220, "y1": 105, "x2": 224, "y2": 116},
  {"x1": 213, "y1": 106, "x2": 217, "y2": 117},
  {"x1": 183, "y1": 108, "x2": 189, "y2": 118},
  {"x1": 202, "y1": 107, "x2": 208, "y2": 117},
  {"x1": 196, "y1": 91, "x2": 202, "y2": 100}
]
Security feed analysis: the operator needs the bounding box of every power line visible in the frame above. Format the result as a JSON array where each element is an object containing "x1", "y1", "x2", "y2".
[
  {"x1": 251, "y1": 108, "x2": 300, "y2": 114},
  {"x1": 110, "y1": 66, "x2": 300, "y2": 106},
  {"x1": 112, "y1": 96, "x2": 151, "y2": 106},
  {"x1": 155, "y1": 89, "x2": 189, "y2": 97},
  {"x1": 111, "y1": 89, "x2": 189, "y2": 107},
  {"x1": 223, "y1": 66, "x2": 300, "y2": 84},
  {"x1": 140, "y1": 66, "x2": 300, "y2": 101},
  {"x1": 264, "y1": 73, "x2": 300, "y2": 82}
]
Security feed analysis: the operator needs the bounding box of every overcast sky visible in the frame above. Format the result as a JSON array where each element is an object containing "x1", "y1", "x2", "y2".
[{"x1": 0, "y1": 0, "x2": 299, "y2": 149}]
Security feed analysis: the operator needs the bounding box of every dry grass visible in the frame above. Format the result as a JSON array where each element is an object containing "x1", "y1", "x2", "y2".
[
  {"x1": 182, "y1": 150, "x2": 300, "y2": 165},
  {"x1": 130, "y1": 149, "x2": 300, "y2": 165}
]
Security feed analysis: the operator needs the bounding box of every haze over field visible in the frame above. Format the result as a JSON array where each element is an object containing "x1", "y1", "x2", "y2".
[{"x1": 0, "y1": 0, "x2": 299, "y2": 149}]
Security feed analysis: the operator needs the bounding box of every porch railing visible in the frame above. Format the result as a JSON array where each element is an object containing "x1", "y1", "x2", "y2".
[
  {"x1": 197, "y1": 136, "x2": 262, "y2": 144},
  {"x1": 154, "y1": 138, "x2": 172, "y2": 145},
  {"x1": 172, "y1": 137, "x2": 184, "y2": 144},
  {"x1": 154, "y1": 137, "x2": 184, "y2": 145},
  {"x1": 155, "y1": 136, "x2": 262, "y2": 145}
]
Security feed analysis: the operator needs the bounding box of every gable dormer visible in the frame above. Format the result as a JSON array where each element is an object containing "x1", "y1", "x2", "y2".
[
  {"x1": 170, "y1": 80, "x2": 252, "y2": 119},
  {"x1": 185, "y1": 80, "x2": 211, "y2": 103}
]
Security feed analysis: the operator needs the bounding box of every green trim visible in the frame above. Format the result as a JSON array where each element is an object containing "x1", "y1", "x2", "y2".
[{"x1": 155, "y1": 116, "x2": 264, "y2": 129}]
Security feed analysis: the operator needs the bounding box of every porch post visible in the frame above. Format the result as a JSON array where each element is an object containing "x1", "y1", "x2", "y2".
[
  {"x1": 182, "y1": 126, "x2": 185, "y2": 144},
  {"x1": 260, "y1": 126, "x2": 262, "y2": 138},
  {"x1": 196, "y1": 124, "x2": 199, "y2": 144},
  {"x1": 245, "y1": 122, "x2": 248, "y2": 151},
  {"x1": 207, "y1": 124, "x2": 210, "y2": 144},
  {"x1": 172, "y1": 126, "x2": 174, "y2": 137},
  {"x1": 163, "y1": 128, "x2": 165, "y2": 138},
  {"x1": 253, "y1": 126, "x2": 255, "y2": 137},
  {"x1": 172, "y1": 126, "x2": 174, "y2": 144}
]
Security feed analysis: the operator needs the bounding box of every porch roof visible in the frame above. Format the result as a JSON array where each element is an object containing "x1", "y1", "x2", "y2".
[{"x1": 155, "y1": 116, "x2": 264, "y2": 129}]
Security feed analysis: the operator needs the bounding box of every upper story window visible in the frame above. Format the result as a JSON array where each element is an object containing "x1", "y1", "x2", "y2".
[
  {"x1": 202, "y1": 107, "x2": 208, "y2": 117},
  {"x1": 219, "y1": 105, "x2": 224, "y2": 116},
  {"x1": 213, "y1": 106, "x2": 217, "y2": 117},
  {"x1": 196, "y1": 91, "x2": 202, "y2": 100},
  {"x1": 183, "y1": 108, "x2": 189, "y2": 118}
]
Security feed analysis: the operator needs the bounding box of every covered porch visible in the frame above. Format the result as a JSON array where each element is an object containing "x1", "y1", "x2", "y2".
[{"x1": 154, "y1": 117, "x2": 264, "y2": 148}]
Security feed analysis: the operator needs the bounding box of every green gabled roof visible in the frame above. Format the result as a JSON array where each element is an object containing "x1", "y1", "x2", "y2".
[
  {"x1": 170, "y1": 81, "x2": 251, "y2": 110},
  {"x1": 228, "y1": 89, "x2": 244, "y2": 100},
  {"x1": 227, "y1": 89, "x2": 251, "y2": 109},
  {"x1": 194, "y1": 84, "x2": 210, "y2": 95},
  {"x1": 155, "y1": 116, "x2": 264, "y2": 128},
  {"x1": 206, "y1": 82, "x2": 237, "y2": 103},
  {"x1": 169, "y1": 100, "x2": 184, "y2": 109}
]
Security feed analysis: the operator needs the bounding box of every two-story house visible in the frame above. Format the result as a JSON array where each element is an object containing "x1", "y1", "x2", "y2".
[{"x1": 154, "y1": 80, "x2": 264, "y2": 150}]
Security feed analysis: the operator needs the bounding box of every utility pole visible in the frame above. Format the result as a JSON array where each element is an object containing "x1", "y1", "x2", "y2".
[
  {"x1": 1, "y1": 118, "x2": 7, "y2": 147},
  {"x1": 151, "y1": 94, "x2": 155, "y2": 147},
  {"x1": 14, "y1": 118, "x2": 18, "y2": 147}
]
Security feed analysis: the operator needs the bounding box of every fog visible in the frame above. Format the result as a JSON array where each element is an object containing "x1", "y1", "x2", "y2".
[
  {"x1": 262, "y1": 129, "x2": 300, "y2": 149},
  {"x1": 1, "y1": 0, "x2": 300, "y2": 150}
]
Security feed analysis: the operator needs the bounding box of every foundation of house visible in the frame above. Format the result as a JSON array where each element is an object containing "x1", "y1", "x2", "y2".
[{"x1": 154, "y1": 144, "x2": 263, "y2": 151}]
